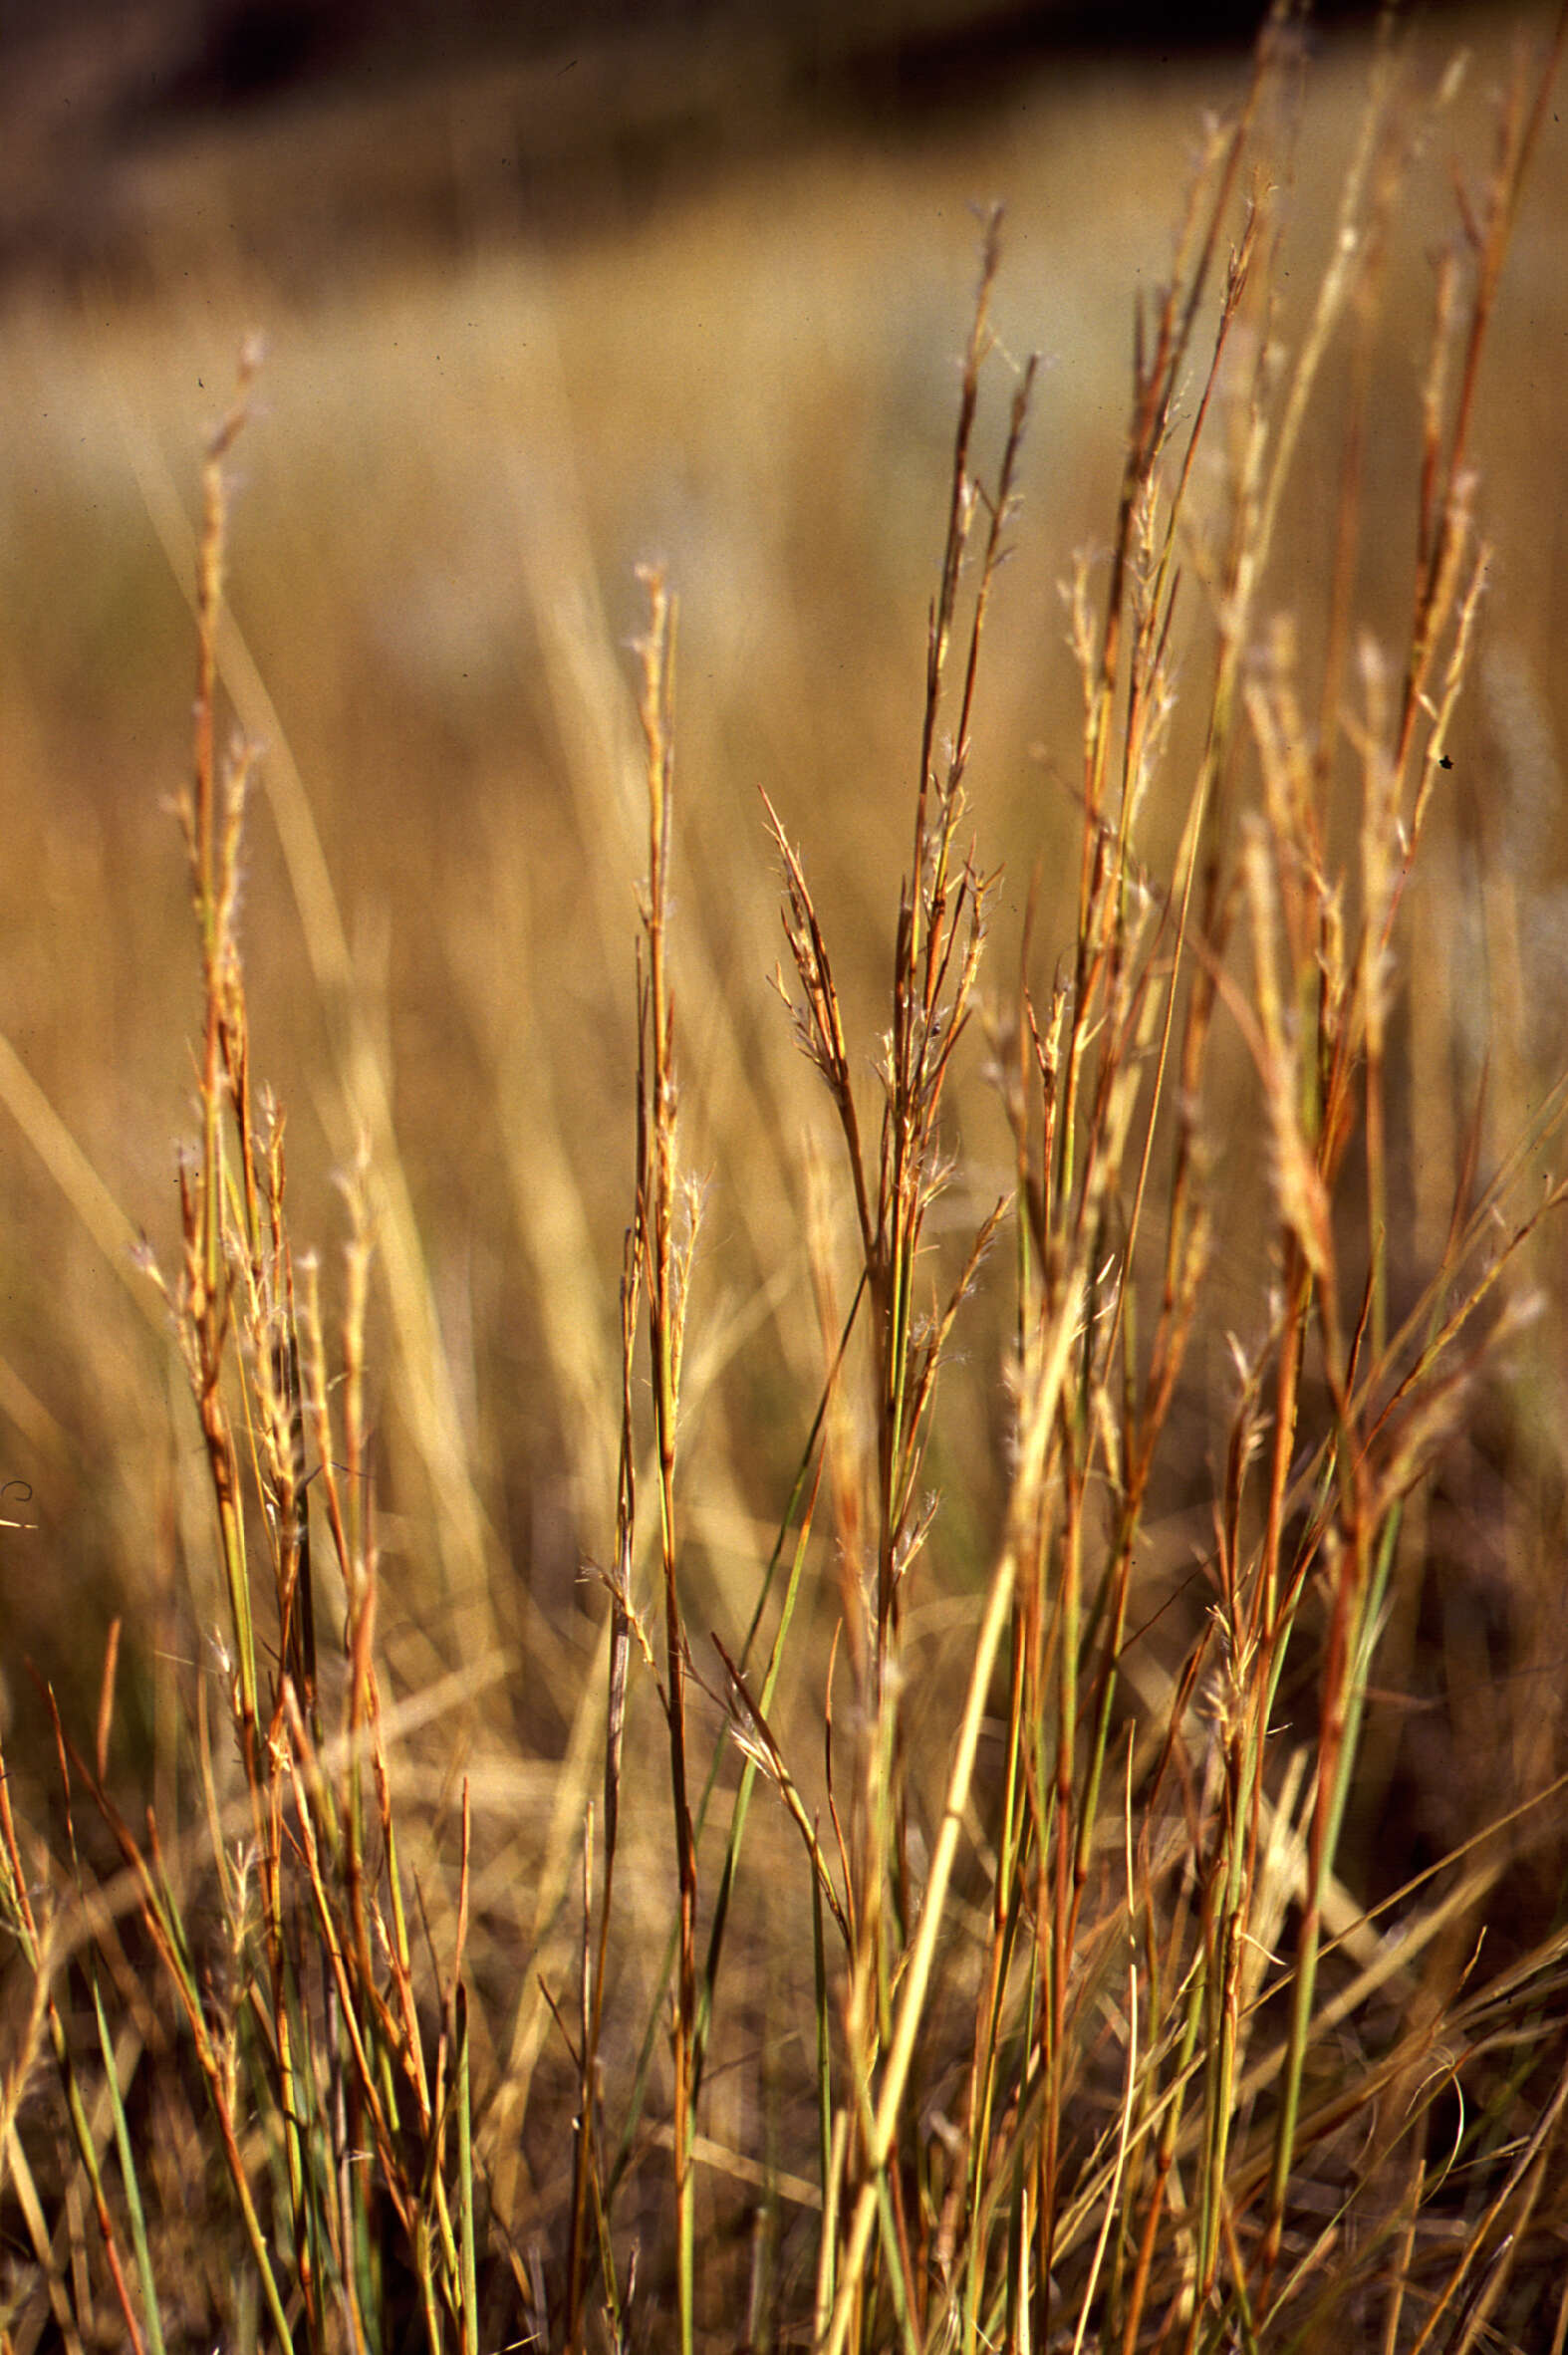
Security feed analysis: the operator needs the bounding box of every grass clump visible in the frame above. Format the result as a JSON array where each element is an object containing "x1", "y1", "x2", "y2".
[{"x1": 4, "y1": 12, "x2": 1568, "y2": 2353}]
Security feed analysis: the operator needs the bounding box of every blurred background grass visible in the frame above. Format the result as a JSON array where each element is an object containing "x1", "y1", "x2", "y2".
[{"x1": 1, "y1": 5, "x2": 1566, "y2": 2237}]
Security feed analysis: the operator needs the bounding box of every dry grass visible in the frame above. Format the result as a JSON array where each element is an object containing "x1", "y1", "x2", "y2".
[{"x1": 3, "y1": 8, "x2": 1568, "y2": 2351}]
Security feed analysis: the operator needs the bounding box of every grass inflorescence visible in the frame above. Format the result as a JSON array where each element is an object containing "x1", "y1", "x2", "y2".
[{"x1": 3, "y1": 11, "x2": 1568, "y2": 2352}]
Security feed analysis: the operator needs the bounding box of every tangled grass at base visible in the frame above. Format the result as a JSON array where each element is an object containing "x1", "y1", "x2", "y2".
[{"x1": 5, "y1": 11, "x2": 1568, "y2": 2351}]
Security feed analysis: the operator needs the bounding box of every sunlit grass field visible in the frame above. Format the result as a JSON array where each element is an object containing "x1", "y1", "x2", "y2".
[{"x1": 2, "y1": 8, "x2": 1568, "y2": 2349}]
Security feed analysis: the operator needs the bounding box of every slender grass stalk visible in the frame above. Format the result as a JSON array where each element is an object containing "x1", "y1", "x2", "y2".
[
  {"x1": 632, "y1": 565, "x2": 701, "y2": 2355},
  {"x1": 89, "y1": 1979, "x2": 165, "y2": 2355}
]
